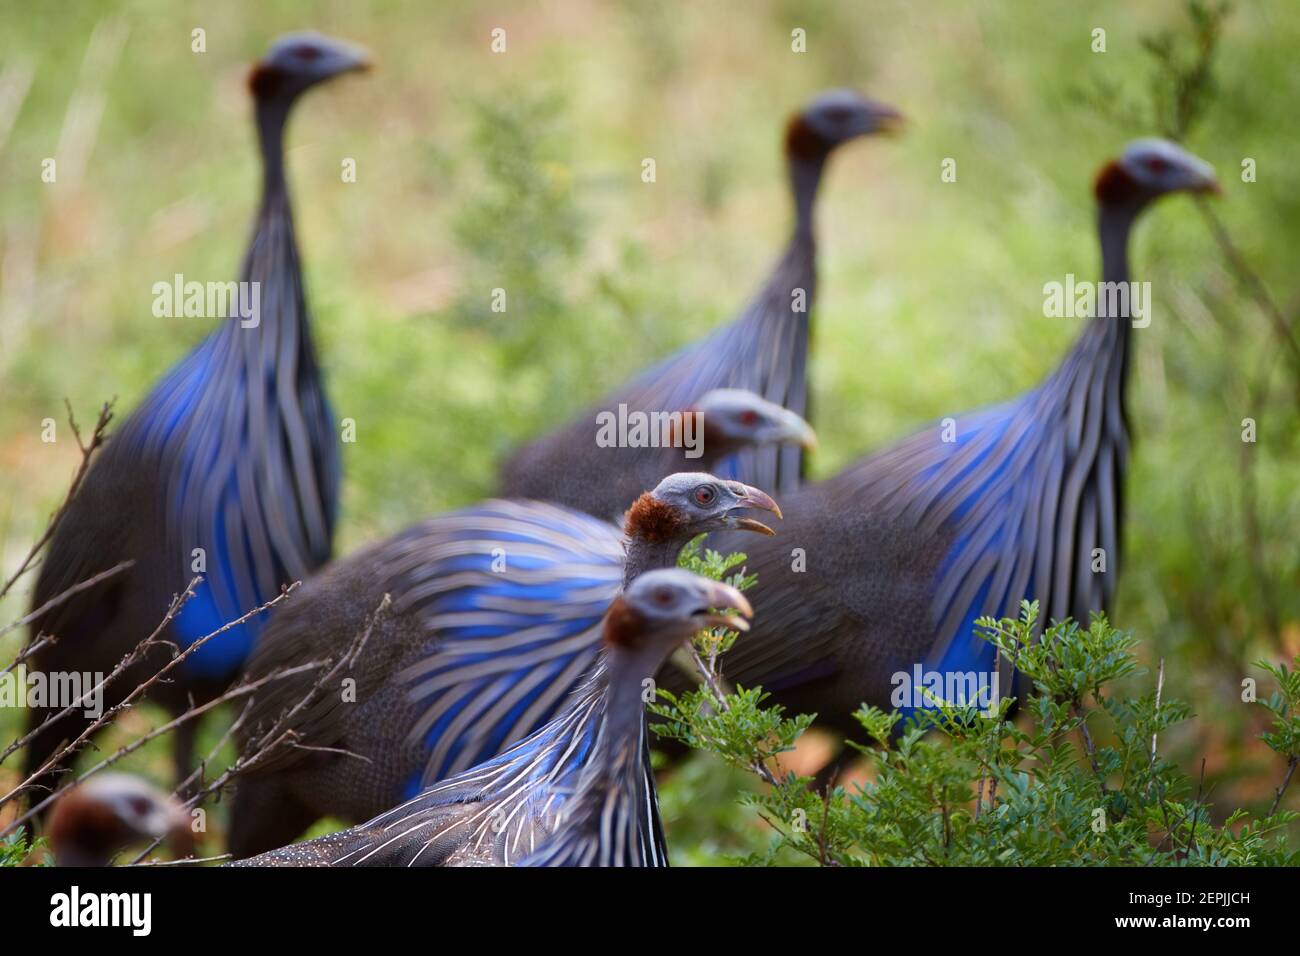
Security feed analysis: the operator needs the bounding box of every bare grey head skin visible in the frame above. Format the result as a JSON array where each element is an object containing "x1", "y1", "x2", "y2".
[
  {"x1": 621, "y1": 472, "x2": 780, "y2": 583},
  {"x1": 604, "y1": 568, "x2": 752, "y2": 698},
  {"x1": 250, "y1": 31, "x2": 372, "y2": 101},
  {"x1": 249, "y1": 32, "x2": 371, "y2": 191},
  {"x1": 46, "y1": 773, "x2": 193, "y2": 866},
  {"x1": 685, "y1": 389, "x2": 817, "y2": 466},
  {"x1": 1093, "y1": 138, "x2": 1219, "y2": 285},
  {"x1": 784, "y1": 89, "x2": 904, "y2": 231},
  {"x1": 1100, "y1": 138, "x2": 1221, "y2": 206}
]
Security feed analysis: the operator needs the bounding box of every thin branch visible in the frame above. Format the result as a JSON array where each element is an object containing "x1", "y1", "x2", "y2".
[
  {"x1": 1, "y1": 634, "x2": 50, "y2": 679},
  {"x1": 1269, "y1": 755, "x2": 1297, "y2": 817},
  {"x1": 0, "y1": 627, "x2": 311, "y2": 835},
  {"x1": 685, "y1": 641, "x2": 781, "y2": 788},
  {"x1": 127, "y1": 594, "x2": 391, "y2": 864},
  {"x1": 1150, "y1": 657, "x2": 1166, "y2": 767},
  {"x1": 1194, "y1": 198, "x2": 1300, "y2": 371},
  {"x1": 0, "y1": 559, "x2": 133, "y2": 643},
  {"x1": 131, "y1": 853, "x2": 232, "y2": 867},
  {"x1": 0, "y1": 400, "x2": 113, "y2": 603},
  {"x1": 1072, "y1": 701, "x2": 1108, "y2": 797},
  {"x1": 237, "y1": 593, "x2": 389, "y2": 775},
  {"x1": 0, "y1": 576, "x2": 202, "y2": 770},
  {"x1": 0, "y1": 580, "x2": 299, "y2": 810}
]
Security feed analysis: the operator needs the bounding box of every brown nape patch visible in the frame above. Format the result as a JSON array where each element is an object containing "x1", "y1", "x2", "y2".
[
  {"x1": 623, "y1": 492, "x2": 687, "y2": 543},
  {"x1": 603, "y1": 596, "x2": 647, "y2": 649},
  {"x1": 47, "y1": 791, "x2": 124, "y2": 863},
  {"x1": 784, "y1": 115, "x2": 827, "y2": 161},
  {"x1": 1093, "y1": 160, "x2": 1141, "y2": 205},
  {"x1": 248, "y1": 64, "x2": 286, "y2": 99}
]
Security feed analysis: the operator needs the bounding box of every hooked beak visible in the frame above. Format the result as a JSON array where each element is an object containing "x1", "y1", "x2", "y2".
[
  {"x1": 694, "y1": 580, "x2": 754, "y2": 632},
  {"x1": 872, "y1": 105, "x2": 906, "y2": 137},
  {"x1": 340, "y1": 43, "x2": 374, "y2": 75},
  {"x1": 772, "y1": 409, "x2": 818, "y2": 451},
  {"x1": 141, "y1": 798, "x2": 195, "y2": 859},
  {"x1": 1186, "y1": 155, "x2": 1221, "y2": 195},
  {"x1": 725, "y1": 483, "x2": 782, "y2": 535}
]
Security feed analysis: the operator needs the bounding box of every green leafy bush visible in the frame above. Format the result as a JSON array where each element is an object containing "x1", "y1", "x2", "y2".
[{"x1": 655, "y1": 574, "x2": 1300, "y2": 865}]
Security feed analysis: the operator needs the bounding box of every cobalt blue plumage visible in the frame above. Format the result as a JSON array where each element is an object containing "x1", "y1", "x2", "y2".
[
  {"x1": 703, "y1": 139, "x2": 1222, "y2": 727},
  {"x1": 231, "y1": 570, "x2": 754, "y2": 867},
  {"x1": 228, "y1": 466, "x2": 786, "y2": 857},
  {"x1": 23, "y1": 33, "x2": 367, "y2": 797}
]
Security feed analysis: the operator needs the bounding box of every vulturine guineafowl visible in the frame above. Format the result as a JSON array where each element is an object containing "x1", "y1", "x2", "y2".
[
  {"x1": 499, "y1": 90, "x2": 900, "y2": 511},
  {"x1": 227, "y1": 416, "x2": 796, "y2": 857},
  {"x1": 23, "y1": 33, "x2": 369, "y2": 801},
  {"x1": 46, "y1": 773, "x2": 193, "y2": 866},
  {"x1": 584, "y1": 386, "x2": 814, "y2": 523},
  {"x1": 231, "y1": 569, "x2": 753, "y2": 867},
  {"x1": 684, "y1": 139, "x2": 1222, "y2": 729}
]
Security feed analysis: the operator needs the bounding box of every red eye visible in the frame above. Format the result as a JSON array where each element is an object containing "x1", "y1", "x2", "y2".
[
  {"x1": 693, "y1": 485, "x2": 716, "y2": 505},
  {"x1": 1144, "y1": 156, "x2": 1169, "y2": 173},
  {"x1": 653, "y1": 588, "x2": 674, "y2": 605},
  {"x1": 293, "y1": 45, "x2": 323, "y2": 61},
  {"x1": 128, "y1": 795, "x2": 152, "y2": 817},
  {"x1": 739, "y1": 410, "x2": 760, "y2": 426}
]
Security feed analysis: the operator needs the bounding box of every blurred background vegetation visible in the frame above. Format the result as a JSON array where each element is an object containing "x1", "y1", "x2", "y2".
[{"x1": 1, "y1": 0, "x2": 1297, "y2": 862}]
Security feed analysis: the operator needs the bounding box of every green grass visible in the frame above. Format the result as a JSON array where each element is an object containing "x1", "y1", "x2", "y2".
[{"x1": 1, "y1": 0, "x2": 1297, "y2": 862}]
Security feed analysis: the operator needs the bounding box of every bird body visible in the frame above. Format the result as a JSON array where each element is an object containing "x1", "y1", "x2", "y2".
[
  {"x1": 23, "y1": 33, "x2": 368, "y2": 794},
  {"x1": 499, "y1": 90, "x2": 900, "y2": 515},
  {"x1": 229, "y1": 456, "x2": 788, "y2": 856},
  {"x1": 691, "y1": 140, "x2": 1222, "y2": 724},
  {"x1": 231, "y1": 570, "x2": 753, "y2": 867}
]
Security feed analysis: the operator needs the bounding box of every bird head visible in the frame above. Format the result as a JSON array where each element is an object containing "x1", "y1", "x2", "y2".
[
  {"x1": 46, "y1": 773, "x2": 193, "y2": 867},
  {"x1": 624, "y1": 472, "x2": 782, "y2": 543},
  {"x1": 604, "y1": 568, "x2": 753, "y2": 654},
  {"x1": 1094, "y1": 139, "x2": 1220, "y2": 208},
  {"x1": 249, "y1": 32, "x2": 372, "y2": 101},
  {"x1": 785, "y1": 89, "x2": 904, "y2": 160},
  {"x1": 687, "y1": 389, "x2": 817, "y2": 457}
]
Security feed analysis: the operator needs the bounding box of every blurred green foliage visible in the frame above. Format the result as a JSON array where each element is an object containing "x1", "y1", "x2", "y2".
[
  {"x1": 1, "y1": 0, "x2": 1297, "y2": 862},
  {"x1": 661, "y1": 600, "x2": 1299, "y2": 865}
]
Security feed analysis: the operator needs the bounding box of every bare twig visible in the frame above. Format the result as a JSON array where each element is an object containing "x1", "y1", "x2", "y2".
[
  {"x1": 817, "y1": 766, "x2": 839, "y2": 867},
  {"x1": 0, "y1": 575, "x2": 201, "y2": 770},
  {"x1": 132, "y1": 853, "x2": 232, "y2": 867},
  {"x1": 237, "y1": 593, "x2": 389, "y2": 774},
  {"x1": 1, "y1": 633, "x2": 50, "y2": 678},
  {"x1": 0, "y1": 580, "x2": 299, "y2": 813},
  {"x1": 1194, "y1": 198, "x2": 1300, "y2": 370},
  {"x1": 1150, "y1": 657, "x2": 1166, "y2": 767},
  {"x1": 6, "y1": 659, "x2": 324, "y2": 836},
  {"x1": 1072, "y1": 701, "x2": 1108, "y2": 797},
  {"x1": 0, "y1": 559, "x2": 133, "y2": 643},
  {"x1": 0, "y1": 400, "x2": 113, "y2": 604},
  {"x1": 685, "y1": 640, "x2": 781, "y2": 788},
  {"x1": 127, "y1": 595, "x2": 391, "y2": 864},
  {"x1": 1269, "y1": 755, "x2": 1297, "y2": 817}
]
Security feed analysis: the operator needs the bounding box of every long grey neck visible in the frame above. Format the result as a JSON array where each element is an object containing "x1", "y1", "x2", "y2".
[
  {"x1": 622, "y1": 537, "x2": 684, "y2": 588},
  {"x1": 225, "y1": 94, "x2": 315, "y2": 352},
  {"x1": 1098, "y1": 203, "x2": 1137, "y2": 291},
  {"x1": 1056, "y1": 202, "x2": 1140, "y2": 387},
  {"x1": 789, "y1": 156, "x2": 826, "y2": 242},
  {"x1": 600, "y1": 645, "x2": 662, "y2": 753},
  {"x1": 255, "y1": 98, "x2": 293, "y2": 209},
  {"x1": 1088, "y1": 202, "x2": 1138, "y2": 355}
]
